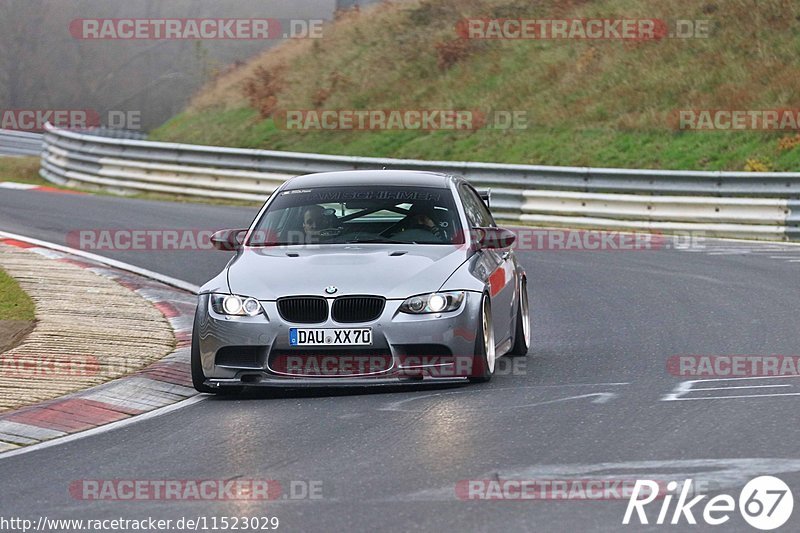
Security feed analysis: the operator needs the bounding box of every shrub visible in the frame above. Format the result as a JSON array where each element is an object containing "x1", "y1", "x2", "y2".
[
  {"x1": 743, "y1": 158, "x2": 773, "y2": 172},
  {"x1": 242, "y1": 65, "x2": 286, "y2": 118}
]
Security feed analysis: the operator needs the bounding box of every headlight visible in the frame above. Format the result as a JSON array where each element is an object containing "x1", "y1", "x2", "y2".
[
  {"x1": 210, "y1": 294, "x2": 264, "y2": 317},
  {"x1": 399, "y1": 291, "x2": 465, "y2": 314}
]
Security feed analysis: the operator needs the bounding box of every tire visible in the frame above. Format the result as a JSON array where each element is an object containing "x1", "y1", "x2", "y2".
[
  {"x1": 191, "y1": 323, "x2": 243, "y2": 395},
  {"x1": 508, "y1": 276, "x2": 531, "y2": 357},
  {"x1": 469, "y1": 294, "x2": 496, "y2": 383}
]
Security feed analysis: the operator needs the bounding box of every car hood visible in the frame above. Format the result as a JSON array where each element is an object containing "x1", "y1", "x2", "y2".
[{"x1": 227, "y1": 244, "x2": 468, "y2": 300}]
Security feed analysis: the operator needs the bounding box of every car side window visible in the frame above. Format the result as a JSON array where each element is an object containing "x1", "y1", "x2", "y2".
[{"x1": 459, "y1": 184, "x2": 495, "y2": 228}]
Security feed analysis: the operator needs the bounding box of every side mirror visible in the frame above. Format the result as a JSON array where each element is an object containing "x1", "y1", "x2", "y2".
[
  {"x1": 473, "y1": 227, "x2": 516, "y2": 250},
  {"x1": 210, "y1": 229, "x2": 247, "y2": 251}
]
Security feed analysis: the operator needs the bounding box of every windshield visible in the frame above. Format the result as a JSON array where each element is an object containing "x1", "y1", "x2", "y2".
[{"x1": 248, "y1": 186, "x2": 464, "y2": 246}]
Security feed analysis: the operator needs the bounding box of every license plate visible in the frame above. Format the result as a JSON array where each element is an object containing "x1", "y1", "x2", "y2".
[{"x1": 289, "y1": 328, "x2": 372, "y2": 346}]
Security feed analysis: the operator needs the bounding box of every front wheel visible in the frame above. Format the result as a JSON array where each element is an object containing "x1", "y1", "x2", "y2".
[
  {"x1": 508, "y1": 276, "x2": 531, "y2": 356},
  {"x1": 469, "y1": 294, "x2": 496, "y2": 383}
]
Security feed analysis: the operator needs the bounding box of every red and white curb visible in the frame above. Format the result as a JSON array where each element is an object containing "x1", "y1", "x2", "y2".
[
  {"x1": 0, "y1": 181, "x2": 84, "y2": 194},
  {"x1": 0, "y1": 236, "x2": 198, "y2": 453}
]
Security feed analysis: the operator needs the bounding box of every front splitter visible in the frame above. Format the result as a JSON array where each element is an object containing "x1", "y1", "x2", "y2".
[{"x1": 205, "y1": 375, "x2": 469, "y2": 388}]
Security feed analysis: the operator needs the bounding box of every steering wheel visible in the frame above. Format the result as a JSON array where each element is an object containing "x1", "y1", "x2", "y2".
[
  {"x1": 381, "y1": 210, "x2": 449, "y2": 241},
  {"x1": 379, "y1": 220, "x2": 406, "y2": 238},
  {"x1": 398, "y1": 223, "x2": 446, "y2": 241}
]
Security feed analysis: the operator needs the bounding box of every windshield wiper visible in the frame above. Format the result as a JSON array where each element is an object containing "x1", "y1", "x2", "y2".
[{"x1": 342, "y1": 237, "x2": 412, "y2": 244}]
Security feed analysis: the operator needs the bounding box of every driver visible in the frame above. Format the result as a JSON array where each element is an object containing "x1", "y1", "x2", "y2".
[
  {"x1": 398, "y1": 203, "x2": 444, "y2": 240},
  {"x1": 301, "y1": 205, "x2": 325, "y2": 243},
  {"x1": 303, "y1": 205, "x2": 324, "y2": 233},
  {"x1": 301, "y1": 205, "x2": 339, "y2": 243}
]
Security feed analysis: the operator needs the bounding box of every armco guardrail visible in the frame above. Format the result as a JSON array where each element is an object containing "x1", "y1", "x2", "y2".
[
  {"x1": 73, "y1": 126, "x2": 149, "y2": 141},
  {"x1": 0, "y1": 128, "x2": 144, "y2": 157},
  {"x1": 0, "y1": 130, "x2": 43, "y2": 157},
  {"x1": 40, "y1": 125, "x2": 800, "y2": 241}
]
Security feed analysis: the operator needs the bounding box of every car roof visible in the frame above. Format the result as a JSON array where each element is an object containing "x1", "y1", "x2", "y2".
[{"x1": 282, "y1": 170, "x2": 454, "y2": 189}]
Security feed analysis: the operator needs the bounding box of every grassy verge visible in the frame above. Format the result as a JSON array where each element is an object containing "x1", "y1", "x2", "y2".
[
  {"x1": 0, "y1": 157, "x2": 47, "y2": 186},
  {"x1": 151, "y1": 0, "x2": 800, "y2": 172},
  {"x1": 0, "y1": 268, "x2": 35, "y2": 321}
]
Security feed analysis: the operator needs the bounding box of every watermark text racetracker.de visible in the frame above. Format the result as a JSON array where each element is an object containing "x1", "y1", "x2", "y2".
[
  {"x1": 70, "y1": 18, "x2": 324, "y2": 40},
  {"x1": 69, "y1": 479, "x2": 322, "y2": 501},
  {"x1": 667, "y1": 355, "x2": 800, "y2": 377},
  {"x1": 456, "y1": 18, "x2": 712, "y2": 40},
  {"x1": 274, "y1": 109, "x2": 528, "y2": 131},
  {"x1": 0, "y1": 353, "x2": 189, "y2": 380},
  {"x1": 66, "y1": 228, "x2": 705, "y2": 252},
  {"x1": 0, "y1": 353, "x2": 101, "y2": 379},
  {"x1": 271, "y1": 353, "x2": 527, "y2": 378},
  {"x1": 458, "y1": 478, "x2": 666, "y2": 500},
  {"x1": 67, "y1": 229, "x2": 218, "y2": 252},
  {"x1": 0, "y1": 109, "x2": 142, "y2": 131},
  {"x1": 674, "y1": 109, "x2": 800, "y2": 131}
]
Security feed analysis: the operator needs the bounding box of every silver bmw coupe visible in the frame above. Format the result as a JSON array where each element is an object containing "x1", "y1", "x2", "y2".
[{"x1": 192, "y1": 170, "x2": 530, "y2": 393}]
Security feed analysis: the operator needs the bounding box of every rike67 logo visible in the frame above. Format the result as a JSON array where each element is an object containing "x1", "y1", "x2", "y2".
[{"x1": 623, "y1": 476, "x2": 793, "y2": 530}]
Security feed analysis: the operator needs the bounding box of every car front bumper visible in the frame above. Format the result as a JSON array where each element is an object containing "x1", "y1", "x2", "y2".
[{"x1": 195, "y1": 292, "x2": 483, "y2": 387}]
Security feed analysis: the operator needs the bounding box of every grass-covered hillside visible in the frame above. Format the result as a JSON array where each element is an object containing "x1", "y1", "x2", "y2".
[{"x1": 152, "y1": 0, "x2": 800, "y2": 171}]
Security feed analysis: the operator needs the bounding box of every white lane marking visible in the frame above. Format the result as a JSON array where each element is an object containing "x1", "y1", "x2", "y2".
[
  {"x1": 691, "y1": 375, "x2": 800, "y2": 382},
  {"x1": 662, "y1": 375, "x2": 800, "y2": 401},
  {"x1": 587, "y1": 392, "x2": 616, "y2": 403},
  {"x1": 0, "y1": 230, "x2": 200, "y2": 293},
  {"x1": 668, "y1": 393, "x2": 800, "y2": 401},
  {"x1": 379, "y1": 384, "x2": 627, "y2": 412},
  {"x1": 0, "y1": 182, "x2": 39, "y2": 190},
  {"x1": 0, "y1": 395, "x2": 206, "y2": 461},
  {"x1": 708, "y1": 251, "x2": 750, "y2": 255},
  {"x1": 510, "y1": 392, "x2": 618, "y2": 408},
  {"x1": 692, "y1": 384, "x2": 791, "y2": 391},
  {"x1": 698, "y1": 237, "x2": 800, "y2": 247}
]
